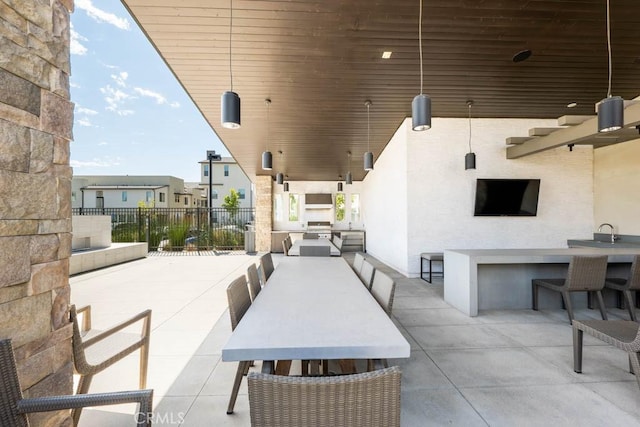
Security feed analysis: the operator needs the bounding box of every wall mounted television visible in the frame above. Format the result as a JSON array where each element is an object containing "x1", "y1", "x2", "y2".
[{"x1": 473, "y1": 179, "x2": 540, "y2": 216}]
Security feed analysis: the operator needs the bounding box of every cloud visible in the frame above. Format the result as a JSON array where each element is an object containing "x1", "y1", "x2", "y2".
[
  {"x1": 98, "y1": 142, "x2": 108, "y2": 146},
  {"x1": 76, "y1": 118, "x2": 93, "y2": 127},
  {"x1": 70, "y1": 82, "x2": 81, "y2": 88},
  {"x1": 70, "y1": 24, "x2": 88, "y2": 56},
  {"x1": 76, "y1": 106, "x2": 98, "y2": 115},
  {"x1": 100, "y1": 84, "x2": 135, "y2": 116},
  {"x1": 75, "y1": 0, "x2": 130, "y2": 30},
  {"x1": 134, "y1": 87, "x2": 180, "y2": 108},
  {"x1": 70, "y1": 156, "x2": 122, "y2": 168},
  {"x1": 111, "y1": 72, "x2": 129, "y2": 87}
]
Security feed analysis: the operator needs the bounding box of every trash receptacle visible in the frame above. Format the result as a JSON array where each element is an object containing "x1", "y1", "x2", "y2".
[{"x1": 244, "y1": 224, "x2": 255, "y2": 253}]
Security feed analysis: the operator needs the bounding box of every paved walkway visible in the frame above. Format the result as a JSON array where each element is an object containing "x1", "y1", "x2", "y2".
[{"x1": 70, "y1": 253, "x2": 640, "y2": 426}]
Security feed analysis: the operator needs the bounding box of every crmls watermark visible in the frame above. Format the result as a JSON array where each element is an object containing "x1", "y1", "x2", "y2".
[{"x1": 135, "y1": 411, "x2": 186, "y2": 425}]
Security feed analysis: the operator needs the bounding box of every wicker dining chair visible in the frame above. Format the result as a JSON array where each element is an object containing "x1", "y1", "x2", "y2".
[
  {"x1": 259, "y1": 253, "x2": 275, "y2": 284},
  {"x1": 69, "y1": 304, "x2": 151, "y2": 425},
  {"x1": 247, "y1": 366, "x2": 402, "y2": 427},
  {"x1": 0, "y1": 338, "x2": 153, "y2": 427},
  {"x1": 359, "y1": 260, "x2": 376, "y2": 290},
  {"x1": 572, "y1": 319, "x2": 640, "y2": 390},
  {"x1": 532, "y1": 255, "x2": 608, "y2": 324},
  {"x1": 604, "y1": 255, "x2": 640, "y2": 321},
  {"x1": 300, "y1": 245, "x2": 331, "y2": 257},
  {"x1": 247, "y1": 263, "x2": 262, "y2": 302}
]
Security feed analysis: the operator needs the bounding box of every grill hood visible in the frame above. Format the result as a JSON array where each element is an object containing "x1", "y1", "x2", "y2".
[{"x1": 305, "y1": 193, "x2": 333, "y2": 209}]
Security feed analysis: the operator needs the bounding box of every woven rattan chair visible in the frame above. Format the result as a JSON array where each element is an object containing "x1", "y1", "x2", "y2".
[
  {"x1": 300, "y1": 245, "x2": 331, "y2": 257},
  {"x1": 0, "y1": 338, "x2": 153, "y2": 427},
  {"x1": 370, "y1": 270, "x2": 396, "y2": 315},
  {"x1": 353, "y1": 253, "x2": 365, "y2": 274},
  {"x1": 247, "y1": 366, "x2": 401, "y2": 427},
  {"x1": 247, "y1": 263, "x2": 262, "y2": 302},
  {"x1": 604, "y1": 255, "x2": 640, "y2": 321},
  {"x1": 572, "y1": 319, "x2": 640, "y2": 390},
  {"x1": 532, "y1": 255, "x2": 608, "y2": 324},
  {"x1": 70, "y1": 304, "x2": 151, "y2": 425},
  {"x1": 226, "y1": 274, "x2": 253, "y2": 414},
  {"x1": 259, "y1": 253, "x2": 275, "y2": 284},
  {"x1": 359, "y1": 260, "x2": 376, "y2": 290}
]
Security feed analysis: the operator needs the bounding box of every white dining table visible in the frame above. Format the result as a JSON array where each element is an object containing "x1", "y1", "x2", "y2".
[
  {"x1": 221, "y1": 257, "x2": 410, "y2": 363},
  {"x1": 287, "y1": 238, "x2": 341, "y2": 256}
]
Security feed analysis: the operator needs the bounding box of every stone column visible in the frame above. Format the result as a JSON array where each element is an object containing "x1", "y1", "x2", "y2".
[
  {"x1": 254, "y1": 175, "x2": 273, "y2": 252},
  {"x1": 0, "y1": 1, "x2": 74, "y2": 425}
]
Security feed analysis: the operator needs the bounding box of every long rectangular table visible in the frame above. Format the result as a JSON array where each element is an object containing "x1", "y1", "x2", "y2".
[
  {"x1": 287, "y1": 238, "x2": 341, "y2": 256},
  {"x1": 221, "y1": 257, "x2": 410, "y2": 363}
]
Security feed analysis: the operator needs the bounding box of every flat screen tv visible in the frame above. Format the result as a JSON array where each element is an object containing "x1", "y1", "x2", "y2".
[{"x1": 473, "y1": 179, "x2": 540, "y2": 216}]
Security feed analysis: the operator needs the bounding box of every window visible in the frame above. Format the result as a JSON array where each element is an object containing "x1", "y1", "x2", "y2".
[
  {"x1": 159, "y1": 192, "x2": 165, "y2": 202},
  {"x1": 121, "y1": 191, "x2": 127, "y2": 202},
  {"x1": 71, "y1": 191, "x2": 76, "y2": 202},
  {"x1": 146, "y1": 191, "x2": 153, "y2": 202},
  {"x1": 212, "y1": 190, "x2": 218, "y2": 200},
  {"x1": 175, "y1": 194, "x2": 180, "y2": 203},
  {"x1": 224, "y1": 164, "x2": 229, "y2": 176},
  {"x1": 289, "y1": 194, "x2": 299, "y2": 221},
  {"x1": 204, "y1": 164, "x2": 209, "y2": 177},
  {"x1": 335, "y1": 193, "x2": 345, "y2": 221},
  {"x1": 238, "y1": 188, "x2": 245, "y2": 199},
  {"x1": 184, "y1": 197, "x2": 189, "y2": 205},
  {"x1": 274, "y1": 194, "x2": 283, "y2": 221},
  {"x1": 351, "y1": 194, "x2": 360, "y2": 222}
]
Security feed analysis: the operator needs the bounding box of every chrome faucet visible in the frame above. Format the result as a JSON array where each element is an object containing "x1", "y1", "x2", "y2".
[{"x1": 597, "y1": 223, "x2": 617, "y2": 244}]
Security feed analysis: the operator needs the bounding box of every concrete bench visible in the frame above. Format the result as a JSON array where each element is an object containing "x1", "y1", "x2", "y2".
[{"x1": 420, "y1": 253, "x2": 443, "y2": 283}]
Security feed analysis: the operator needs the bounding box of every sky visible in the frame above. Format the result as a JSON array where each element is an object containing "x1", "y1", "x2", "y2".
[{"x1": 69, "y1": 0, "x2": 229, "y2": 182}]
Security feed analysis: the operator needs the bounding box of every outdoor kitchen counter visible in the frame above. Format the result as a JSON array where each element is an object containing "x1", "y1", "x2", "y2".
[
  {"x1": 271, "y1": 230, "x2": 366, "y2": 253},
  {"x1": 444, "y1": 247, "x2": 640, "y2": 317}
]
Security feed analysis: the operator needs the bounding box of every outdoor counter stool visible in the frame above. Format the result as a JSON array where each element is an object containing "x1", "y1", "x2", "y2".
[
  {"x1": 247, "y1": 366, "x2": 401, "y2": 427},
  {"x1": 70, "y1": 304, "x2": 151, "y2": 425},
  {"x1": 532, "y1": 255, "x2": 608, "y2": 324},
  {"x1": 0, "y1": 338, "x2": 154, "y2": 427},
  {"x1": 572, "y1": 319, "x2": 640, "y2": 390},
  {"x1": 604, "y1": 254, "x2": 640, "y2": 321},
  {"x1": 420, "y1": 253, "x2": 443, "y2": 283}
]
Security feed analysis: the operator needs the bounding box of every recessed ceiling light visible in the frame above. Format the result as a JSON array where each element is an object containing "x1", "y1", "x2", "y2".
[
  {"x1": 567, "y1": 102, "x2": 578, "y2": 108},
  {"x1": 382, "y1": 51, "x2": 392, "y2": 59}
]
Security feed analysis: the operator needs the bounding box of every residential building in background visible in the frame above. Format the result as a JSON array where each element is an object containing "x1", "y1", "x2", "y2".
[{"x1": 199, "y1": 156, "x2": 253, "y2": 208}]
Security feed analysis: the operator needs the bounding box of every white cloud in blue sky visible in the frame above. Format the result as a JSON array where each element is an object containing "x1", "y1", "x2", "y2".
[{"x1": 69, "y1": 0, "x2": 228, "y2": 181}]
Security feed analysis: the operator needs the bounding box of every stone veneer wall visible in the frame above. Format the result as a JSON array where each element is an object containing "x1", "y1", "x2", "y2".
[
  {"x1": 254, "y1": 175, "x2": 273, "y2": 252},
  {"x1": 0, "y1": 1, "x2": 75, "y2": 426}
]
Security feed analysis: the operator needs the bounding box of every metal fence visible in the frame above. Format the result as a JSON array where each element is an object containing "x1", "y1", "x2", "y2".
[{"x1": 72, "y1": 207, "x2": 255, "y2": 252}]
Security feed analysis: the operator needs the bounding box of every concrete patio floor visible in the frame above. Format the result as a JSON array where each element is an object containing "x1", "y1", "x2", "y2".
[{"x1": 69, "y1": 252, "x2": 640, "y2": 426}]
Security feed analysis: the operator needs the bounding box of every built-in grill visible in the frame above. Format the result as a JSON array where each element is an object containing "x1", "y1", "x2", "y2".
[{"x1": 307, "y1": 221, "x2": 332, "y2": 233}]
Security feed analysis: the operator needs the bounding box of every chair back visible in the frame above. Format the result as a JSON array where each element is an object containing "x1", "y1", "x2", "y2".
[
  {"x1": 282, "y1": 239, "x2": 290, "y2": 256},
  {"x1": 302, "y1": 232, "x2": 319, "y2": 239},
  {"x1": 260, "y1": 253, "x2": 275, "y2": 282},
  {"x1": 248, "y1": 366, "x2": 401, "y2": 427},
  {"x1": 300, "y1": 245, "x2": 331, "y2": 257},
  {"x1": 0, "y1": 339, "x2": 28, "y2": 427},
  {"x1": 359, "y1": 260, "x2": 375, "y2": 289},
  {"x1": 370, "y1": 270, "x2": 396, "y2": 315},
  {"x1": 565, "y1": 255, "x2": 608, "y2": 291},
  {"x1": 332, "y1": 235, "x2": 343, "y2": 252},
  {"x1": 247, "y1": 264, "x2": 262, "y2": 302},
  {"x1": 227, "y1": 275, "x2": 252, "y2": 331},
  {"x1": 353, "y1": 253, "x2": 365, "y2": 273},
  {"x1": 627, "y1": 255, "x2": 640, "y2": 291}
]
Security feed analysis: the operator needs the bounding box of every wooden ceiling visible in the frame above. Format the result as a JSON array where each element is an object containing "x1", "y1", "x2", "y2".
[{"x1": 121, "y1": 0, "x2": 640, "y2": 181}]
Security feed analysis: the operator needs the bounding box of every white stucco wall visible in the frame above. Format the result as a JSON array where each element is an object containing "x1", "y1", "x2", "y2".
[
  {"x1": 364, "y1": 117, "x2": 595, "y2": 277},
  {"x1": 594, "y1": 138, "x2": 640, "y2": 235}
]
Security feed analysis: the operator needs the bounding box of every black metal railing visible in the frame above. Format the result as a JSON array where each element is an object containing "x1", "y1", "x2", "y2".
[{"x1": 72, "y1": 207, "x2": 255, "y2": 252}]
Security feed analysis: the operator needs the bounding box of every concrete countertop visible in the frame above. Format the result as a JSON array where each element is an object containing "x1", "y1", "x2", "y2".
[{"x1": 445, "y1": 247, "x2": 640, "y2": 264}]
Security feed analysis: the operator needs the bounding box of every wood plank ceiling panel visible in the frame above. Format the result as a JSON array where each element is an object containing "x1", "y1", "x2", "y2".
[{"x1": 121, "y1": 0, "x2": 640, "y2": 181}]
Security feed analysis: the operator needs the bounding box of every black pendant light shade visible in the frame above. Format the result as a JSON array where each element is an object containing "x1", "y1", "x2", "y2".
[
  {"x1": 221, "y1": 91, "x2": 241, "y2": 129},
  {"x1": 276, "y1": 172, "x2": 284, "y2": 185},
  {"x1": 598, "y1": 96, "x2": 624, "y2": 132},
  {"x1": 364, "y1": 152, "x2": 374, "y2": 171},
  {"x1": 465, "y1": 152, "x2": 476, "y2": 170},
  {"x1": 346, "y1": 171, "x2": 353, "y2": 185},
  {"x1": 337, "y1": 182, "x2": 343, "y2": 192},
  {"x1": 284, "y1": 182, "x2": 289, "y2": 192},
  {"x1": 412, "y1": 94, "x2": 431, "y2": 131},
  {"x1": 262, "y1": 150, "x2": 272, "y2": 170}
]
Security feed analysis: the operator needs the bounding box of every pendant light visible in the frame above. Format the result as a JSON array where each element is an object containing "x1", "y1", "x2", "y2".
[
  {"x1": 284, "y1": 181, "x2": 289, "y2": 192},
  {"x1": 221, "y1": 0, "x2": 240, "y2": 129},
  {"x1": 465, "y1": 100, "x2": 476, "y2": 170},
  {"x1": 261, "y1": 99, "x2": 272, "y2": 170},
  {"x1": 364, "y1": 101, "x2": 374, "y2": 171},
  {"x1": 346, "y1": 151, "x2": 353, "y2": 184},
  {"x1": 337, "y1": 176, "x2": 343, "y2": 192},
  {"x1": 598, "y1": 0, "x2": 623, "y2": 133},
  {"x1": 276, "y1": 150, "x2": 284, "y2": 184},
  {"x1": 412, "y1": 0, "x2": 431, "y2": 131}
]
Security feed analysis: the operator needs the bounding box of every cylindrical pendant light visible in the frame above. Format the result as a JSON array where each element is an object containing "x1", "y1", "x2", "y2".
[
  {"x1": 364, "y1": 101, "x2": 374, "y2": 171},
  {"x1": 262, "y1": 150, "x2": 272, "y2": 170},
  {"x1": 284, "y1": 182, "x2": 289, "y2": 192},
  {"x1": 276, "y1": 172, "x2": 284, "y2": 185},
  {"x1": 221, "y1": 91, "x2": 240, "y2": 129},
  {"x1": 598, "y1": 0, "x2": 623, "y2": 133},
  {"x1": 221, "y1": 0, "x2": 240, "y2": 129},
  {"x1": 465, "y1": 100, "x2": 476, "y2": 170},
  {"x1": 338, "y1": 182, "x2": 343, "y2": 192},
  {"x1": 412, "y1": 0, "x2": 432, "y2": 131},
  {"x1": 364, "y1": 152, "x2": 373, "y2": 171},
  {"x1": 346, "y1": 171, "x2": 353, "y2": 185}
]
